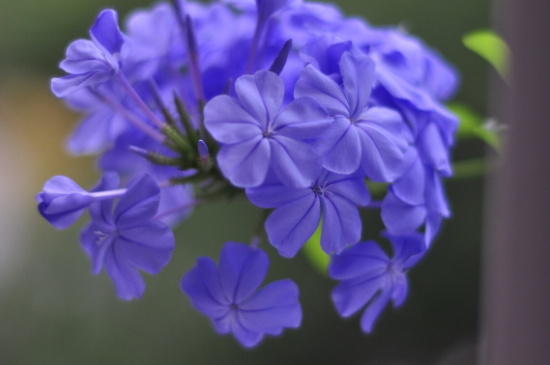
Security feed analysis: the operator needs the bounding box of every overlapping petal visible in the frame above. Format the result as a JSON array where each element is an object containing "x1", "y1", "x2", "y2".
[
  {"x1": 265, "y1": 193, "x2": 321, "y2": 258},
  {"x1": 217, "y1": 136, "x2": 271, "y2": 187}
]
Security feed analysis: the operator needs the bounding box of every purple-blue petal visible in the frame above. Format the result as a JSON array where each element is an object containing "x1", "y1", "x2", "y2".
[
  {"x1": 328, "y1": 241, "x2": 389, "y2": 280},
  {"x1": 331, "y1": 275, "x2": 384, "y2": 318},
  {"x1": 391, "y1": 275, "x2": 409, "y2": 307},
  {"x1": 217, "y1": 136, "x2": 271, "y2": 188},
  {"x1": 295, "y1": 64, "x2": 349, "y2": 117},
  {"x1": 320, "y1": 194, "x2": 362, "y2": 254},
  {"x1": 269, "y1": 136, "x2": 321, "y2": 187},
  {"x1": 356, "y1": 121, "x2": 407, "y2": 183},
  {"x1": 181, "y1": 257, "x2": 231, "y2": 318},
  {"x1": 51, "y1": 72, "x2": 115, "y2": 98},
  {"x1": 104, "y1": 244, "x2": 146, "y2": 300},
  {"x1": 257, "y1": 0, "x2": 291, "y2": 21},
  {"x1": 90, "y1": 9, "x2": 125, "y2": 56},
  {"x1": 360, "y1": 286, "x2": 392, "y2": 333},
  {"x1": 383, "y1": 231, "x2": 426, "y2": 268},
  {"x1": 239, "y1": 279, "x2": 302, "y2": 333},
  {"x1": 265, "y1": 193, "x2": 321, "y2": 258},
  {"x1": 418, "y1": 122, "x2": 451, "y2": 176},
  {"x1": 326, "y1": 175, "x2": 371, "y2": 207},
  {"x1": 391, "y1": 151, "x2": 425, "y2": 206},
  {"x1": 114, "y1": 174, "x2": 160, "y2": 228},
  {"x1": 204, "y1": 95, "x2": 262, "y2": 144},
  {"x1": 272, "y1": 97, "x2": 332, "y2": 140},
  {"x1": 321, "y1": 116, "x2": 361, "y2": 174},
  {"x1": 117, "y1": 221, "x2": 175, "y2": 274},
  {"x1": 66, "y1": 108, "x2": 127, "y2": 156},
  {"x1": 219, "y1": 242, "x2": 269, "y2": 304},
  {"x1": 230, "y1": 319, "x2": 263, "y2": 348},
  {"x1": 80, "y1": 222, "x2": 115, "y2": 275},
  {"x1": 339, "y1": 51, "x2": 375, "y2": 119},
  {"x1": 246, "y1": 182, "x2": 311, "y2": 209},
  {"x1": 234, "y1": 71, "x2": 284, "y2": 130},
  {"x1": 381, "y1": 189, "x2": 427, "y2": 235}
]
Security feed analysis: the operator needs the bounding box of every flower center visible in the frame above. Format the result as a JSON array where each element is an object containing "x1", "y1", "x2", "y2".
[
  {"x1": 386, "y1": 261, "x2": 403, "y2": 278},
  {"x1": 94, "y1": 230, "x2": 116, "y2": 245},
  {"x1": 312, "y1": 183, "x2": 328, "y2": 197}
]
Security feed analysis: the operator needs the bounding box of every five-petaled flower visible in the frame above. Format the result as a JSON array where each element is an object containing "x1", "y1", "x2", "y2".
[
  {"x1": 205, "y1": 69, "x2": 332, "y2": 188},
  {"x1": 181, "y1": 242, "x2": 302, "y2": 347},
  {"x1": 329, "y1": 232, "x2": 425, "y2": 333},
  {"x1": 247, "y1": 169, "x2": 370, "y2": 258},
  {"x1": 51, "y1": 9, "x2": 128, "y2": 98},
  {"x1": 80, "y1": 173, "x2": 175, "y2": 300}
]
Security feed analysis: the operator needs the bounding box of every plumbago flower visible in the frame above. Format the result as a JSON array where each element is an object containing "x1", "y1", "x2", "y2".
[
  {"x1": 204, "y1": 69, "x2": 331, "y2": 188},
  {"x1": 246, "y1": 169, "x2": 370, "y2": 257},
  {"x1": 51, "y1": 10, "x2": 128, "y2": 98},
  {"x1": 295, "y1": 50, "x2": 410, "y2": 180},
  {"x1": 181, "y1": 242, "x2": 302, "y2": 347},
  {"x1": 80, "y1": 173, "x2": 175, "y2": 300},
  {"x1": 329, "y1": 232, "x2": 425, "y2": 332},
  {"x1": 38, "y1": 0, "x2": 460, "y2": 346}
]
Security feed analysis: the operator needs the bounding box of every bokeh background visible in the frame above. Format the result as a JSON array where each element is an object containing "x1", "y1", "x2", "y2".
[{"x1": 0, "y1": 0, "x2": 491, "y2": 364}]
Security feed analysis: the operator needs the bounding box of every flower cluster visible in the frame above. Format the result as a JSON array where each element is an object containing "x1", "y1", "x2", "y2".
[{"x1": 37, "y1": 0, "x2": 458, "y2": 347}]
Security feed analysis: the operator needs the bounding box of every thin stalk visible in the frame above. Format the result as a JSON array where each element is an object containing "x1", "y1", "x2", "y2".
[
  {"x1": 147, "y1": 80, "x2": 178, "y2": 128},
  {"x1": 117, "y1": 73, "x2": 166, "y2": 130}
]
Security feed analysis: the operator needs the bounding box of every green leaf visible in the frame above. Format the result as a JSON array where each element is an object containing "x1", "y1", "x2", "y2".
[
  {"x1": 448, "y1": 102, "x2": 500, "y2": 151},
  {"x1": 463, "y1": 30, "x2": 510, "y2": 81},
  {"x1": 302, "y1": 222, "x2": 329, "y2": 275},
  {"x1": 451, "y1": 158, "x2": 487, "y2": 180}
]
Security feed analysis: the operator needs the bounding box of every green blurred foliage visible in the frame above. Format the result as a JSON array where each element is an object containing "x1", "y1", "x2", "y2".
[{"x1": 463, "y1": 29, "x2": 510, "y2": 81}]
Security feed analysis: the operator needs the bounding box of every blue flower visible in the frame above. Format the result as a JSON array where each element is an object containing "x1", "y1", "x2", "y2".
[
  {"x1": 382, "y1": 166, "x2": 449, "y2": 247},
  {"x1": 295, "y1": 51, "x2": 410, "y2": 181},
  {"x1": 51, "y1": 10, "x2": 128, "y2": 98},
  {"x1": 63, "y1": 84, "x2": 132, "y2": 155},
  {"x1": 80, "y1": 173, "x2": 175, "y2": 300},
  {"x1": 246, "y1": 169, "x2": 370, "y2": 258},
  {"x1": 124, "y1": 2, "x2": 184, "y2": 80},
  {"x1": 181, "y1": 242, "x2": 302, "y2": 347},
  {"x1": 381, "y1": 124, "x2": 451, "y2": 246},
  {"x1": 256, "y1": 0, "x2": 294, "y2": 21},
  {"x1": 329, "y1": 232, "x2": 425, "y2": 333},
  {"x1": 204, "y1": 69, "x2": 331, "y2": 188},
  {"x1": 37, "y1": 176, "x2": 95, "y2": 229}
]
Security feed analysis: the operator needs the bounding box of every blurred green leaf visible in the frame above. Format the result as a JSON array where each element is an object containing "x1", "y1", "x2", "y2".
[
  {"x1": 451, "y1": 158, "x2": 487, "y2": 180},
  {"x1": 463, "y1": 29, "x2": 510, "y2": 81},
  {"x1": 302, "y1": 222, "x2": 329, "y2": 275},
  {"x1": 366, "y1": 181, "x2": 388, "y2": 198},
  {"x1": 449, "y1": 102, "x2": 500, "y2": 151}
]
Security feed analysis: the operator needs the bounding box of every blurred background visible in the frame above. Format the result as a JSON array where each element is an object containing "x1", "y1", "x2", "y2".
[{"x1": 0, "y1": 0, "x2": 491, "y2": 364}]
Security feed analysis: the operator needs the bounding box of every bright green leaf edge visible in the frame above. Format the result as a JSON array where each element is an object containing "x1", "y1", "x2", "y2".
[{"x1": 463, "y1": 29, "x2": 510, "y2": 81}]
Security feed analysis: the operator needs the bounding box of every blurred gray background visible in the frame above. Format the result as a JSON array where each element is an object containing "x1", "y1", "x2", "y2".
[{"x1": 0, "y1": 0, "x2": 490, "y2": 364}]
